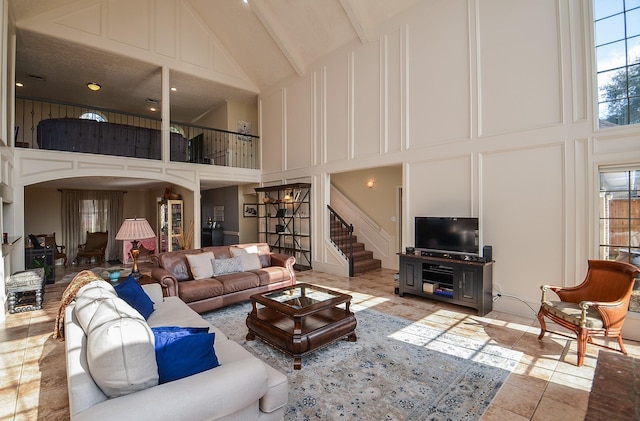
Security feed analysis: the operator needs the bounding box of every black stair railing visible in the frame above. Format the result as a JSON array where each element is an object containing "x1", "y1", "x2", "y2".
[{"x1": 327, "y1": 205, "x2": 354, "y2": 277}]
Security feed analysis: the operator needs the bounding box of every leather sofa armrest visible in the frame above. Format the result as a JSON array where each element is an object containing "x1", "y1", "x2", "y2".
[
  {"x1": 150, "y1": 267, "x2": 178, "y2": 297},
  {"x1": 270, "y1": 253, "x2": 296, "y2": 281}
]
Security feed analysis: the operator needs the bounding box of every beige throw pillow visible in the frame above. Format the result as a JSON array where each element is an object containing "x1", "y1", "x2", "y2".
[
  {"x1": 238, "y1": 253, "x2": 262, "y2": 271},
  {"x1": 186, "y1": 252, "x2": 215, "y2": 280},
  {"x1": 231, "y1": 245, "x2": 263, "y2": 268}
]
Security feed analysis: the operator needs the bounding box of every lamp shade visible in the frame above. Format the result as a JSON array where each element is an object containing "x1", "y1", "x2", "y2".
[{"x1": 115, "y1": 218, "x2": 156, "y2": 241}]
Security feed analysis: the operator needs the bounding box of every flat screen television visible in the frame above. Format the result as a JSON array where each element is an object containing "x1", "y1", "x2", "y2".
[{"x1": 415, "y1": 217, "x2": 479, "y2": 256}]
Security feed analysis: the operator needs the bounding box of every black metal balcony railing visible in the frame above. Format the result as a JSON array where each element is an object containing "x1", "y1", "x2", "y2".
[
  {"x1": 14, "y1": 97, "x2": 260, "y2": 170},
  {"x1": 328, "y1": 205, "x2": 354, "y2": 277}
]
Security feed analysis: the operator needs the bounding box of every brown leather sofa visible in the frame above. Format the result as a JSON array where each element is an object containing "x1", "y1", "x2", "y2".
[{"x1": 150, "y1": 243, "x2": 296, "y2": 313}]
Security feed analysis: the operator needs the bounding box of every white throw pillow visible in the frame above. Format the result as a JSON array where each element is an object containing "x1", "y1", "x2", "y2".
[
  {"x1": 238, "y1": 253, "x2": 262, "y2": 271},
  {"x1": 73, "y1": 282, "x2": 121, "y2": 333},
  {"x1": 84, "y1": 296, "x2": 159, "y2": 398},
  {"x1": 186, "y1": 252, "x2": 215, "y2": 280}
]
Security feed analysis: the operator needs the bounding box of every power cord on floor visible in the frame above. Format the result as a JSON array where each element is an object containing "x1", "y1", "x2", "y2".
[{"x1": 493, "y1": 292, "x2": 539, "y2": 317}]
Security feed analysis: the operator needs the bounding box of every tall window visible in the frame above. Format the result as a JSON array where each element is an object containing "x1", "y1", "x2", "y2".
[
  {"x1": 80, "y1": 199, "x2": 109, "y2": 233},
  {"x1": 599, "y1": 168, "x2": 640, "y2": 312},
  {"x1": 594, "y1": 0, "x2": 640, "y2": 127}
]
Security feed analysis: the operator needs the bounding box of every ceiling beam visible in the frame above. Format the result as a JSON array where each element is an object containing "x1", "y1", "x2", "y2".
[
  {"x1": 249, "y1": 0, "x2": 305, "y2": 77},
  {"x1": 338, "y1": 0, "x2": 369, "y2": 44}
]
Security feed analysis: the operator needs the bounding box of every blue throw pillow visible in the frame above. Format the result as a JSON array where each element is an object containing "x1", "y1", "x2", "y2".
[
  {"x1": 114, "y1": 275, "x2": 155, "y2": 319},
  {"x1": 151, "y1": 326, "x2": 220, "y2": 384}
]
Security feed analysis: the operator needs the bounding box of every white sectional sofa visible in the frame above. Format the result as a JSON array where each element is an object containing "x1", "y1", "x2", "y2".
[{"x1": 64, "y1": 279, "x2": 288, "y2": 420}]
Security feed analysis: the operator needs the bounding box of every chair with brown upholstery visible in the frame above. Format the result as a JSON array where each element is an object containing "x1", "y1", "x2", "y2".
[
  {"x1": 538, "y1": 259, "x2": 640, "y2": 366},
  {"x1": 74, "y1": 231, "x2": 108, "y2": 265},
  {"x1": 37, "y1": 232, "x2": 67, "y2": 267}
]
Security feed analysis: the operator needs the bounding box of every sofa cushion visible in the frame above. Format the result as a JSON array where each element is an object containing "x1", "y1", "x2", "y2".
[
  {"x1": 84, "y1": 296, "x2": 158, "y2": 398},
  {"x1": 215, "y1": 272, "x2": 260, "y2": 294},
  {"x1": 212, "y1": 256, "x2": 243, "y2": 276},
  {"x1": 152, "y1": 326, "x2": 220, "y2": 384},
  {"x1": 178, "y1": 279, "x2": 225, "y2": 304},
  {"x1": 186, "y1": 252, "x2": 215, "y2": 280},
  {"x1": 249, "y1": 266, "x2": 292, "y2": 287},
  {"x1": 74, "y1": 282, "x2": 129, "y2": 333},
  {"x1": 115, "y1": 275, "x2": 155, "y2": 319},
  {"x1": 201, "y1": 246, "x2": 232, "y2": 259}
]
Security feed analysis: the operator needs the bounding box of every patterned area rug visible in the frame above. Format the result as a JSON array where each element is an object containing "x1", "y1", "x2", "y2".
[{"x1": 202, "y1": 303, "x2": 522, "y2": 420}]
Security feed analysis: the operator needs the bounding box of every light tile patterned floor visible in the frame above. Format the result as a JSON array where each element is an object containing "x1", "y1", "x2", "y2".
[{"x1": 1, "y1": 264, "x2": 638, "y2": 420}]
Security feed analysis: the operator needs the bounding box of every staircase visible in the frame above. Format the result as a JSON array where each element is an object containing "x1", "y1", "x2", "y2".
[{"x1": 330, "y1": 218, "x2": 382, "y2": 275}]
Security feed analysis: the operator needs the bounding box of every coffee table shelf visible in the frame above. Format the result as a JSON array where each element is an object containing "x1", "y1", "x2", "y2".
[{"x1": 246, "y1": 283, "x2": 357, "y2": 369}]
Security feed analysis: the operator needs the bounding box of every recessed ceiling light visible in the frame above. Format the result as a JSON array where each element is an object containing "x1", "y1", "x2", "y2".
[
  {"x1": 15, "y1": 82, "x2": 23, "y2": 87},
  {"x1": 150, "y1": 107, "x2": 157, "y2": 112},
  {"x1": 86, "y1": 82, "x2": 101, "y2": 91},
  {"x1": 171, "y1": 87, "x2": 177, "y2": 92}
]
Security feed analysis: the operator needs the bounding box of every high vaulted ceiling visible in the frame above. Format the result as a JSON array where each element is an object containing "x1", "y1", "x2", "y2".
[{"x1": 10, "y1": 0, "x2": 421, "y2": 123}]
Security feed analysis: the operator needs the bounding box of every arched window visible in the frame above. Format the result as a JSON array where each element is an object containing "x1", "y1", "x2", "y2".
[
  {"x1": 79, "y1": 111, "x2": 106, "y2": 122},
  {"x1": 170, "y1": 125, "x2": 185, "y2": 136}
]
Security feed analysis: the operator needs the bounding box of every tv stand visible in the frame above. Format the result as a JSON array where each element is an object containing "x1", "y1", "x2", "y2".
[{"x1": 398, "y1": 253, "x2": 493, "y2": 315}]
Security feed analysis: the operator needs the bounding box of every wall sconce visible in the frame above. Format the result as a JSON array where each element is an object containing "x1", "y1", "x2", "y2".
[{"x1": 366, "y1": 180, "x2": 375, "y2": 188}]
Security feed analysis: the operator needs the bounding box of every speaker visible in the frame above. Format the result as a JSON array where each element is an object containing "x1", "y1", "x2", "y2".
[
  {"x1": 406, "y1": 247, "x2": 415, "y2": 255},
  {"x1": 483, "y1": 245, "x2": 493, "y2": 261}
]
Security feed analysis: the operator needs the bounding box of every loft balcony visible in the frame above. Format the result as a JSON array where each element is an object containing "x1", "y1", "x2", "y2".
[{"x1": 14, "y1": 97, "x2": 260, "y2": 170}]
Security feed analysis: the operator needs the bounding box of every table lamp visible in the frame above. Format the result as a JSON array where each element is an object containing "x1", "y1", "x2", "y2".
[{"x1": 115, "y1": 218, "x2": 156, "y2": 279}]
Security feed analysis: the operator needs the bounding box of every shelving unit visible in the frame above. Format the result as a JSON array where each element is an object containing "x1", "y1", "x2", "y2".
[
  {"x1": 255, "y1": 183, "x2": 311, "y2": 270},
  {"x1": 158, "y1": 199, "x2": 184, "y2": 252},
  {"x1": 398, "y1": 253, "x2": 493, "y2": 315}
]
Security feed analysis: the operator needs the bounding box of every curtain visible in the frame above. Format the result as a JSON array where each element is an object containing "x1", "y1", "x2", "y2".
[{"x1": 61, "y1": 190, "x2": 124, "y2": 263}]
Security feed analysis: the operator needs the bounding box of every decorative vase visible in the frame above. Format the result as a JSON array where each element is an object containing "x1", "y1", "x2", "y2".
[{"x1": 108, "y1": 270, "x2": 121, "y2": 283}]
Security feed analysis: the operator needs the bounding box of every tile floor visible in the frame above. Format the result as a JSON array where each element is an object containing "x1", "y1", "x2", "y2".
[{"x1": 1, "y1": 264, "x2": 638, "y2": 420}]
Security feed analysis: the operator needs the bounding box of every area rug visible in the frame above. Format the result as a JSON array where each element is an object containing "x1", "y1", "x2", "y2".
[{"x1": 202, "y1": 303, "x2": 522, "y2": 420}]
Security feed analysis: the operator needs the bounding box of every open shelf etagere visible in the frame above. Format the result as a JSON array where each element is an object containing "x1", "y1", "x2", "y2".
[{"x1": 255, "y1": 183, "x2": 311, "y2": 270}]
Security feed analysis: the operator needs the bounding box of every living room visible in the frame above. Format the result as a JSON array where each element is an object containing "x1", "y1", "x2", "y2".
[{"x1": 2, "y1": 0, "x2": 640, "y2": 419}]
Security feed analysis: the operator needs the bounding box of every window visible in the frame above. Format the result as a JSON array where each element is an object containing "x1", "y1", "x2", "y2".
[
  {"x1": 594, "y1": 0, "x2": 640, "y2": 127},
  {"x1": 80, "y1": 199, "x2": 109, "y2": 234},
  {"x1": 599, "y1": 167, "x2": 640, "y2": 312},
  {"x1": 170, "y1": 125, "x2": 184, "y2": 136},
  {"x1": 79, "y1": 111, "x2": 106, "y2": 122}
]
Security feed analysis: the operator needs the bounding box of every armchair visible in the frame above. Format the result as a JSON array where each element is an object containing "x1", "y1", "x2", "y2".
[
  {"x1": 74, "y1": 231, "x2": 108, "y2": 265},
  {"x1": 37, "y1": 232, "x2": 67, "y2": 267},
  {"x1": 537, "y1": 259, "x2": 640, "y2": 366}
]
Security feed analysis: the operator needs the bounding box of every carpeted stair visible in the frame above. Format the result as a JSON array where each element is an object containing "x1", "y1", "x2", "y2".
[{"x1": 330, "y1": 220, "x2": 381, "y2": 274}]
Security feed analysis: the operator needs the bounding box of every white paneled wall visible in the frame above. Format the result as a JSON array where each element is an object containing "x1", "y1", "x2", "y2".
[{"x1": 258, "y1": 0, "x2": 640, "y2": 337}]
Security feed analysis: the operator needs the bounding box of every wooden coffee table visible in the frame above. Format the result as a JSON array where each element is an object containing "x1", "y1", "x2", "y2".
[{"x1": 246, "y1": 283, "x2": 357, "y2": 370}]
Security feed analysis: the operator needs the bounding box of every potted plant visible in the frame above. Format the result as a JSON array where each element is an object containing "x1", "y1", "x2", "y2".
[{"x1": 31, "y1": 258, "x2": 52, "y2": 281}]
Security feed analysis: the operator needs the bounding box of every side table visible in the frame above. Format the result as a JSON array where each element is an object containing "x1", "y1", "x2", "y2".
[{"x1": 7, "y1": 268, "x2": 45, "y2": 313}]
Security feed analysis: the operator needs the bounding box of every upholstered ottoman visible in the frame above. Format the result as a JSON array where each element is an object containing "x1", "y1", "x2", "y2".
[{"x1": 7, "y1": 268, "x2": 45, "y2": 313}]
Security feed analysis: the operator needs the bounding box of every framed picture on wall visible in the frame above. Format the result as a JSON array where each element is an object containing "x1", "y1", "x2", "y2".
[{"x1": 243, "y1": 203, "x2": 258, "y2": 217}]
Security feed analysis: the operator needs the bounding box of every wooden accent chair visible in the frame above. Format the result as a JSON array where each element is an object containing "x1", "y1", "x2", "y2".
[
  {"x1": 538, "y1": 259, "x2": 640, "y2": 366},
  {"x1": 74, "y1": 231, "x2": 108, "y2": 265},
  {"x1": 37, "y1": 232, "x2": 67, "y2": 267}
]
